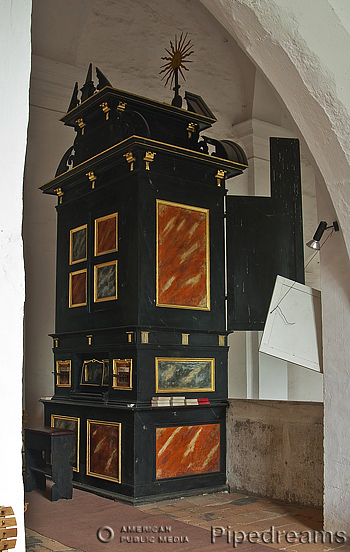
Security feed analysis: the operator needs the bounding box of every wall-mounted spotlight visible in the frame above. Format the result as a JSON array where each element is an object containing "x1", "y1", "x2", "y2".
[{"x1": 306, "y1": 220, "x2": 339, "y2": 250}]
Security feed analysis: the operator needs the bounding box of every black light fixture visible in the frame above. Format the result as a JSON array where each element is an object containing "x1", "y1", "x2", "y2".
[{"x1": 306, "y1": 220, "x2": 339, "y2": 250}]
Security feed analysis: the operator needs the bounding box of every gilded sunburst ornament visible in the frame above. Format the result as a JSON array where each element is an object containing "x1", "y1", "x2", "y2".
[
  {"x1": 160, "y1": 32, "x2": 194, "y2": 88},
  {"x1": 160, "y1": 33, "x2": 194, "y2": 107}
]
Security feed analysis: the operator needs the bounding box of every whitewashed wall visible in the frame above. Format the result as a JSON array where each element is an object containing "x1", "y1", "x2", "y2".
[{"x1": 0, "y1": 1, "x2": 31, "y2": 550}]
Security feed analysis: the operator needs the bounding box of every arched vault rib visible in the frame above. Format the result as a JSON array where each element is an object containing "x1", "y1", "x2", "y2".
[{"x1": 199, "y1": 0, "x2": 350, "y2": 261}]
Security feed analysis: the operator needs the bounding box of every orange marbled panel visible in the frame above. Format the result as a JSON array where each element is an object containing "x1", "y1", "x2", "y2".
[
  {"x1": 156, "y1": 201, "x2": 210, "y2": 310},
  {"x1": 156, "y1": 424, "x2": 220, "y2": 479},
  {"x1": 87, "y1": 420, "x2": 121, "y2": 482},
  {"x1": 95, "y1": 213, "x2": 117, "y2": 256},
  {"x1": 70, "y1": 270, "x2": 87, "y2": 307}
]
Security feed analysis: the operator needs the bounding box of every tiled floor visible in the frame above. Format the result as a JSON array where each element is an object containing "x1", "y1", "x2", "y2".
[
  {"x1": 138, "y1": 492, "x2": 349, "y2": 552},
  {"x1": 25, "y1": 491, "x2": 350, "y2": 552}
]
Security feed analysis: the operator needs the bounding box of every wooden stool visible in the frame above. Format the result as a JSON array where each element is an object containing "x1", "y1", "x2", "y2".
[{"x1": 25, "y1": 426, "x2": 75, "y2": 501}]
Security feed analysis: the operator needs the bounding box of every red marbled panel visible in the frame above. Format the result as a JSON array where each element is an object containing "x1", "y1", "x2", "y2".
[
  {"x1": 157, "y1": 201, "x2": 209, "y2": 309},
  {"x1": 156, "y1": 423, "x2": 220, "y2": 479},
  {"x1": 96, "y1": 215, "x2": 117, "y2": 255},
  {"x1": 87, "y1": 421, "x2": 121, "y2": 482},
  {"x1": 70, "y1": 270, "x2": 86, "y2": 306}
]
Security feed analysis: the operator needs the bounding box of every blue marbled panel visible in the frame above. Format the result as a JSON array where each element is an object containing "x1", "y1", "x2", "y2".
[
  {"x1": 156, "y1": 358, "x2": 214, "y2": 391},
  {"x1": 95, "y1": 263, "x2": 117, "y2": 301},
  {"x1": 71, "y1": 226, "x2": 87, "y2": 263}
]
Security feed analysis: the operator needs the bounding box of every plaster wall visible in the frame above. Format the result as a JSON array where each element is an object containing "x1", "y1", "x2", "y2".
[
  {"x1": 24, "y1": 57, "x2": 78, "y2": 422},
  {"x1": 317, "y1": 172, "x2": 350, "y2": 530},
  {"x1": 200, "y1": 0, "x2": 350, "y2": 532},
  {"x1": 226, "y1": 399, "x2": 323, "y2": 507},
  {"x1": 0, "y1": 1, "x2": 30, "y2": 549}
]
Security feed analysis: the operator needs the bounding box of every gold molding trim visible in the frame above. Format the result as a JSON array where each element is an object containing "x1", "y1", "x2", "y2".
[
  {"x1": 182, "y1": 333, "x2": 189, "y2": 345},
  {"x1": 69, "y1": 268, "x2": 87, "y2": 308},
  {"x1": 141, "y1": 331, "x2": 149, "y2": 344},
  {"x1": 54, "y1": 338, "x2": 59, "y2": 348},
  {"x1": 55, "y1": 360, "x2": 71, "y2": 388},
  {"x1": 86, "y1": 419, "x2": 122, "y2": 483},
  {"x1": 41, "y1": 135, "x2": 247, "y2": 192},
  {"x1": 155, "y1": 357, "x2": 215, "y2": 393},
  {"x1": 86, "y1": 335, "x2": 93, "y2": 346},
  {"x1": 51, "y1": 415, "x2": 80, "y2": 472},
  {"x1": 61, "y1": 86, "x2": 216, "y2": 125},
  {"x1": 156, "y1": 199, "x2": 210, "y2": 311},
  {"x1": 69, "y1": 224, "x2": 87, "y2": 265},
  {"x1": 80, "y1": 358, "x2": 109, "y2": 386},
  {"x1": 218, "y1": 335, "x2": 226, "y2": 347},
  {"x1": 94, "y1": 212, "x2": 118, "y2": 256},
  {"x1": 94, "y1": 260, "x2": 118, "y2": 303}
]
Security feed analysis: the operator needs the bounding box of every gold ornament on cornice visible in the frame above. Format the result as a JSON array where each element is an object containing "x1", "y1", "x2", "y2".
[
  {"x1": 160, "y1": 32, "x2": 194, "y2": 108},
  {"x1": 187, "y1": 122, "x2": 197, "y2": 139},
  {"x1": 144, "y1": 151, "x2": 156, "y2": 170},
  {"x1": 100, "y1": 102, "x2": 111, "y2": 120},
  {"x1": 86, "y1": 171, "x2": 97, "y2": 189},
  {"x1": 117, "y1": 101, "x2": 127, "y2": 112},
  {"x1": 76, "y1": 118, "x2": 85, "y2": 135},
  {"x1": 54, "y1": 187, "x2": 64, "y2": 204},
  {"x1": 219, "y1": 335, "x2": 226, "y2": 347},
  {"x1": 123, "y1": 151, "x2": 136, "y2": 171},
  {"x1": 215, "y1": 169, "x2": 227, "y2": 187}
]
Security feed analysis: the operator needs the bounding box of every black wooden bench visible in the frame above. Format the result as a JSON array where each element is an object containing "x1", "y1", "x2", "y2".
[{"x1": 25, "y1": 426, "x2": 75, "y2": 501}]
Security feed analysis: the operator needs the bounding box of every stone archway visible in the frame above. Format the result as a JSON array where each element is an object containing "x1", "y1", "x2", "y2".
[{"x1": 199, "y1": 0, "x2": 350, "y2": 532}]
